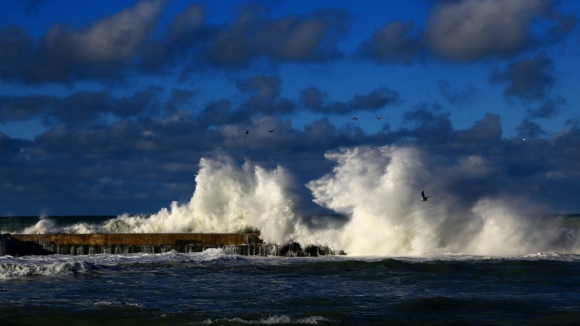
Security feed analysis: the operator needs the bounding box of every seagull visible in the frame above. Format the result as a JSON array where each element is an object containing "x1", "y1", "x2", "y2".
[
  {"x1": 245, "y1": 130, "x2": 249, "y2": 135},
  {"x1": 376, "y1": 116, "x2": 382, "y2": 120},
  {"x1": 352, "y1": 117, "x2": 358, "y2": 121},
  {"x1": 268, "y1": 129, "x2": 275, "y2": 133},
  {"x1": 421, "y1": 191, "x2": 429, "y2": 202}
]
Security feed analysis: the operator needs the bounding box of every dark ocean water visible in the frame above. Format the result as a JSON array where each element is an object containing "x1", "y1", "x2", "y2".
[
  {"x1": 2, "y1": 216, "x2": 580, "y2": 325},
  {"x1": 2, "y1": 252, "x2": 580, "y2": 325}
]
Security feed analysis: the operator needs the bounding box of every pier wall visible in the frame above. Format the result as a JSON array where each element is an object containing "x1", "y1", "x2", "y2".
[{"x1": 0, "y1": 233, "x2": 340, "y2": 257}]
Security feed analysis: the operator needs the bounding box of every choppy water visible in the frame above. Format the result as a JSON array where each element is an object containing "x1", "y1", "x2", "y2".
[{"x1": 1, "y1": 249, "x2": 580, "y2": 325}]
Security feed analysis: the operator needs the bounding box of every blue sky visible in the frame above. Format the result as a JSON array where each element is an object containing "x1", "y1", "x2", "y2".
[{"x1": 1, "y1": 0, "x2": 580, "y2": 215}]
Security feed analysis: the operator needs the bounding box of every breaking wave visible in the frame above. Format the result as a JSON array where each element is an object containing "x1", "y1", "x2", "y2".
[
  {"x1": 0, "y1": 259, "x2": 97, "y2": 279},
  {"x1": 15, "y1": 146, "x2": 580, "y2": 256},
  {"x1": 21, "y1": 155, "x2": 298, "y2": 245}
]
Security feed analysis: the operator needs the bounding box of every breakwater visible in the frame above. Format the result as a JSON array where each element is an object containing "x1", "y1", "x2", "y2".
[{"x1": 0, "y1": 233, "x2": 340, "y2": 257}]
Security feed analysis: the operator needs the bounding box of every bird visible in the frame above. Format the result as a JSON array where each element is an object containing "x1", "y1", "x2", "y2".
[
  {"x1": 352, "y1": 117, "x2": 358, "y2": 121},
  {"x1": 421, "y1": 191, "x2": 429, "y2": 202},
  {"x1": 245, "y1": 130, "x2": 249, "y2": 135},
  {"x1": 376, "y1": 115, "x2": 382, "y2": 120},
  {"x1": 306, "y1": 127, "x2": 312, "y2": 131},
  {"x1": 268, "y1": 129, "x2": 275, "y2": 133}
]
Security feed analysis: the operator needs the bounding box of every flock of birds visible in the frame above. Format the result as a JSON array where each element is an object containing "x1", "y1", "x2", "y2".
[
  {"x1": 243, "y1": 115, "x2": 383, "y2": 135},
  {"x1": 243, "y1": 115, "x2": 429, "y2": 203}
]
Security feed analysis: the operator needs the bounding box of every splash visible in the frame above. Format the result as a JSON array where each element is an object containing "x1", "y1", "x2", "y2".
[
  {"x1": 301, "y1": 146, "x2": 579, "y2": 255},
  {"x1": 17, "y1": 146, "x2": 580, "y2": 256},
  {"x1": 22, "y1": 155, "x2": 299, "y2": 245}
]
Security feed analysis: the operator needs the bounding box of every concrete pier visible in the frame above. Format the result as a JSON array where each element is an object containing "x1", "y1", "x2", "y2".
[{"x1": 0, "y1": 233, "x2": 341, "y2": 257}]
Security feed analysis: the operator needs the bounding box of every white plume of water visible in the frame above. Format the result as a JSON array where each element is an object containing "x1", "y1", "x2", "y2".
[
  {"x1": 100, "y1": 155, "x2": 299, "y2": 245},
  {"x1": 21, "y1": 155, "x2": 299, "y2": 245},
  {"x1": 18, "y1": 145, "x2": 579, "y2": 256},
  {"x1": 300, "y1": 145, "x2": 577, "y2": 255}
]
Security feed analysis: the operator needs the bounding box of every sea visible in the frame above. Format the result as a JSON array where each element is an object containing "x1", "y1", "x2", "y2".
[
  {"x1": 2, "y1": 216, "x2": 580, "y2": 325},
  {"x1": 3, "y1": 149, "x2": 580, "y2": 324}
]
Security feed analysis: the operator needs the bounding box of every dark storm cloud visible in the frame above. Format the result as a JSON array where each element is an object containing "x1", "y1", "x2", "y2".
[
  {"x1": 490, "y1": 53, "x2": 555, "y2": 101},
  {"x1": 516, "y1": 119, "x2": 546, "y2": 138},
  {"x1": 198, "y1": 98, "x2": 236, "y2": 126},
  {"x1": 135, "y1": 3, "x2": 349, "y2": 74},
  {"x1": 0, "y1": 25, "x2": 36, "y2": 82},
  {"x1": 110, "y1": 86, "x2": 164, "y2": 119},
  {"x1": 163, "y1": 89, "x2": 198, "y2": 116},
  {"x1": 301, "y1": 87, "x2": 402, "y2": 115},
  {"x1": 400, "y1": 110, "x2": 502, "y2": 149},
  {"x1": 357, "y1": 20, "x2": 423, "y2": 65},
  {"x1": 0, "y1": 131, "x2": 28, "y2": 156},
  {"x1": 197, "y1": 75, "x2": 295, "y2": 126},
  {"x1": 44, "y1": 91, "x2": 112, "y2": 125},
  {"x1": 0, "y1": 116, "x2": 213, "y2": 214},
  {"x1": 0, "y1": 0, "x2": 166, "y2": 84},
  {"x1": 526, "y1": 96, "x2": 566, "y2": 119},
  {"x1": 400, "y1": 103, "x2": 454, "y2": 143},
  {"x1": 426, "y1": 0, "x2": 576, "y2": 61},
  {"x1": 437, "y1": 79, "x2": 478, "y2": 107},
  {"x1": 34, "y1": 116, "x2": 201, "y2": 156},
  {"x1": 490, "y1": 53, "x2": 566, "y2": 119},
  {"x1": 455, "y1": 113, "x2": 502, "y2": 143},
  {"x1": 166, "y1": 3, "x2": 205, "y2": 43},
  {"x1": 0, "y1": 87, "x2": 165, "y2": 126},
  {"x1": 200, "y1": 6, "x2": 348, "y2": 68},
  {"x1": 236, "y1": 75, "x2": 295, "y2": 115},
  {"x1": 0, "y1": 1, "x2": 350, "y2": 84},
  {"x1": 0, "y1": 94, "x2": 54, "y2": 123}
]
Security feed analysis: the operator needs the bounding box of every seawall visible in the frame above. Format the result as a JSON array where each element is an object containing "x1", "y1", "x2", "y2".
[{"x1": 0, "y1": 233, "x2": 339, "y2": 257}]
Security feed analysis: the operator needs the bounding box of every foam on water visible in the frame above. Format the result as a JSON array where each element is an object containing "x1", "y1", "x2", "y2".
[
  {"x1": 201, "y1": 315, "x2": 328, "y2": 324},
  {"x1": 12, "y1": 145, "x2": 580, "y2": 256},
  {"x1": 0, "y1": 257, "x2": 97, "y2": 279},
  {"x1": 0, "y1": 248, "x2": 240, "y2": 279}
]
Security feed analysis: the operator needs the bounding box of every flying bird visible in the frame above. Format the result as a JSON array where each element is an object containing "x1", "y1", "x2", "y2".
[
  {"x1": 421, "y1": 191, "x2": 429, "y2": 202},
  {"x1": 376, "y1": 116, "x2": 382, "y2": 120},
  {"x1": 269, "y1": 129, "x2": 275, "y2": 133},
  {"x1": 306, "y1": 127, "x2": 312, "y2": 131},
  {"x1": 352, "y1": 117, "x2": 358, "y2": 121},
  {"x1": 245, "y1": 130, "x2": 249, "y2": 135}
]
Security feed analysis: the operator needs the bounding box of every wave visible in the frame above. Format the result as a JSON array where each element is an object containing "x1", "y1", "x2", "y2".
[
  {"x1": 13, "y1": 145, "x2": 580, "y2": 256},
  {"x1": 301, "y1": 146, "x2": 580, "y2": 255},
  {"x1": 20, "y1": 155, "x2": 298, "y2": 245},
  {"x1": 0, "y1": 248, "x2": 241, "y2": 279},
  {"x1": 0, "y1": 259, "x2": 97, "y2": 279}
]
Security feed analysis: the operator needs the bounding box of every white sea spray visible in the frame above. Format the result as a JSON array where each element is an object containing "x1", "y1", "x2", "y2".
[{"x1": 14, "y1": 146, "x2": 580, "y2": 256}]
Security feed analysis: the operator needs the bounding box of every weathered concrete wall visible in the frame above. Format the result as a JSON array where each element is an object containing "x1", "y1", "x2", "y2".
[
  {"x1": 0, "y1": 233, "x2": 343, "y2": 257},
  {"x1": 1, "y1": 233, "x2": 262, "y2": 256},
  {"x1": 9, "y1": 233, "x2": 260, "y2": 246}
]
